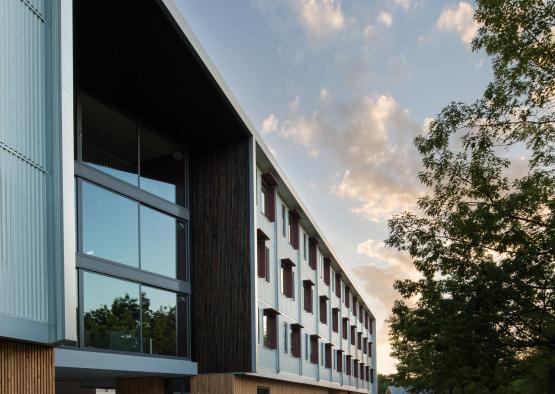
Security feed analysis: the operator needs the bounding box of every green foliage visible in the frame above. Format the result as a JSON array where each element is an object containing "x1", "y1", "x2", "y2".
[
  {"x1": 386, "y1": 0, "x2": 555, "y2": 393},
  {"x1": 378, "y1": 374, "x2": 394, "y2": 394}
]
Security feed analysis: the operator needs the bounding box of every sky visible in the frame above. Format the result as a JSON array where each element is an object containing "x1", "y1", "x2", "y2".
[{"x1": 174, "y1": 0, "x2": 492, "y2": 374}]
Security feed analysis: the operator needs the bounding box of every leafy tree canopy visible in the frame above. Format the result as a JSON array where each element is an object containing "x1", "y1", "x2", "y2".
[{"x1": 386, "y1": 0, "x2": 554, "y2": 393}]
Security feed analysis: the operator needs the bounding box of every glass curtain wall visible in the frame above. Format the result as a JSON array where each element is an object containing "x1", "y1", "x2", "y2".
[{"x1": 75, "y1": 93, "x2": 190, "y2": 358}]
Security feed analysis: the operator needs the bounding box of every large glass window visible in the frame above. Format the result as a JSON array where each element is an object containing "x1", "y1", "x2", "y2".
[
  {"x1": 80, "y1": 94, "x2": 186, "y2": 207},
  {"x1": 140, "y1": 205, "x2": 187, "y2": 280},
  {"x1": 82, "y1": 181, "x2": 139, "y2": 267},
  {"x1": 82, "y1": 272, "x2": 188, "y2": 357},
  {"x1": 141, "y1": 286, "x2": 187, "y2": 357},
  {"x1": 139, "y1": 127, "x2": 185, "y2": 205},
  {"x1": 77, "y1": 93, "x2": 190, "y2": 360},
  {"x1": 81, "y1": 95, "x2": 139, "y2": 186},
  {"x1": 80, "y1": 182, "x2": 187, "y2": 280},
  {"x1": 83, "y1": 272, "x2": 140, "y2": 352}
]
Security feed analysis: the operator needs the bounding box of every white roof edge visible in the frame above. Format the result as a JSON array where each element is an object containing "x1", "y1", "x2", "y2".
[{"x1": 160, "y1": 0, "x2": 375, "y2": 320}]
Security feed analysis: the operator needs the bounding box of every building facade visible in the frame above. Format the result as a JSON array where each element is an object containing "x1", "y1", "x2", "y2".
[{"x1": 0, "y1": 0, "x2": 377, "y2": 393}]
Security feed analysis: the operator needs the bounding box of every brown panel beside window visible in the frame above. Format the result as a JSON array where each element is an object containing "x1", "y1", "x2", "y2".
[
  {"x1": 310, "y1": 335, "x2": 319, "y2": 364},
  {"x1": 291, "y1": 324, "x2": 302, "y2": 358},
  {"x1": 308, "y1": 236, "x2": 318, "y2": 270},
  {"x1": 261, "y1": 173, "x2": 278, "y2": 222},
  {"x1": 354, "y1": 360, "x2": 359, "y2": 378},
  {"x1": 257, "y1": 229, "x2": 270, "y2": 279},
  {"x1": 263, "y1": 309, "x2": 279, "y2": 350},
  {"x1": 337, "y1": 350, "x2": 343, "y2": 373},
  {"x1": 319, "y1": 296, "x2": 328, "y2": 324},
  {"x1": 363, "y1": 337, "x2": 368, "y2": 354},
  {"x1": 346, "y1": 355, "x2": 352, "y2": 376},
  {"x1": 303, "y1": 280, "x2": 314, "y2": 313},
  {"x1": 288, "y1": 209, "x2": 301, "y2": 250},
  {"x1": 351, "y1": 325, "x2": 356, "y2": 345},
  {"x1": 360, "y1": 363, "x2": 365, "y2": 381},
  {"x1": 358, "y1": 332, "x2": 362, "y2": 350},
  {"x1": 332, "y1": 308, "x2": 339, "y2": 333},
  {"x1": 325, "y1": 343, "x2": 332, "y2": 369},
  {"x1": 335, "y1": 273, "x2": 342, "y2": 298},
  {"x1": 323, "y1": 257, "x2": 331, "y2": 286},
  {"x1": 342, "y1": 318, "x2": 349, "y2": 340},
  {"x1": 281, "y1": 258, "x2": 295, "y2": 299},
  {"x1": 345, "y1": 286, "x2": 350, "y2": 308}
]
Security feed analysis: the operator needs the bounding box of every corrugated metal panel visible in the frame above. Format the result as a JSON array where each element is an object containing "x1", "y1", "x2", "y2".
[
  {"x1": 0, "y1": 0, "x2": 50, "y2": 323},
  {"x1": 0, "y1": 0, "x2": 47, "y2": 167}
]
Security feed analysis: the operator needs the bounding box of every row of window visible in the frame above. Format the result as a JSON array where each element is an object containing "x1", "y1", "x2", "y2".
[
  {"x1": 261, "y1": 309, "x2": 372, "y2": 370},
  {"x1": 258, "y1": 173, "x2": 373, "y2": 333}
]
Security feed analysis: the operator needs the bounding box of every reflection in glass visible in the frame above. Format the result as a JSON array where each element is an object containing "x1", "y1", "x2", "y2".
[
  {"x1": 140, "y1": 206, "x2": 186, "y2": 280},
  {"x1": 83, "y1": 272, "x2": 140, "y2": 352},
  {"x1": 141, "y1": 286, "x2": 187, "y2": 357},
  {"x1": 140, "y1": 127, "x2": 185, "y2": 206},
  {"x1": 82, "y1": 181, "x2": 139, "y2": 267},
  {"x1": 81, "y1": 94, "x2": 138, "y2": 185}
]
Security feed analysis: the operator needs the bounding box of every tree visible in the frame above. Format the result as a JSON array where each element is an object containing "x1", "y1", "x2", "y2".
[
  {"x1": 378, "y1": 374, "x2": 394, "y2": 394},
  {"x1": 386, "y1": 0, "x2": 555, "y2": 392}
]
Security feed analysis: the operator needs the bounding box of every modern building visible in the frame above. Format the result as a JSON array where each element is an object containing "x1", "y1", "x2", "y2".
[{"x1": 0, "y1": 0, "x2": 377, "y2": 393}]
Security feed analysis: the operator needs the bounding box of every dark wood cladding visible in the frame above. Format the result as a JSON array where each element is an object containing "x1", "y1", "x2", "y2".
[
  {"x1": 116, "y1": 377, "x2": 165, "y2": 394},
  {"x1": 0, "y1": 339, "x2": 54, "y2": 394},
  {"x1": 190, "y1": 139, "x2": 252, "y2": 373}
]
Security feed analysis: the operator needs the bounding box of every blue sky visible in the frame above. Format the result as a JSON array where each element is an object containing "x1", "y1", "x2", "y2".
[{"x1": 174, "y1": 0, "x2": 491, "y2": 374}]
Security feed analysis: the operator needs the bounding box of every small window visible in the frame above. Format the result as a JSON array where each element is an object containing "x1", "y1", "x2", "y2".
[
  {"x1": 260, "y1": 184, "x2": 268, "y2": 216},
  {"x1": 290, "y1": 325, "x2": 301, "y2": 358},
  {"x1": 332, "y1": 309, "x2": 339, "y2": 333},
  {"x1": 351, "y1": 326, "x2": 356, "y2": 345},
  {"x1": 303, "y1": 233, "x2": 307, "y2": 260},
  {"x1": 305, "y1": 333, "x2": 309, "y2": 360},
  {"x1": 265, "y1": 246, "x2": 270, "y2": 283},
  {"x1": 281, "y1": 204, "x2": 287, "y2": 237},
  {"x1": 257, "y1": 388, "x2": 270, "y2": 394},
  {"x1": 342, "y1": 318, "x2": 349, "y2": 340}
]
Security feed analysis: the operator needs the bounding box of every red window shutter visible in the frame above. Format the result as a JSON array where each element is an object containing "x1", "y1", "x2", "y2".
[
  {"x1": 308, "y1": 237, "x2": 318, "y2": 270},
  {"x1": 351, "y1": 326, "x2": 356, "y2": 345},
  {"x1": 261, "y1": 173, "x2": 278, "y2": 222},
  {"x1": 345, "y1": 286, "x2": 350, "y2": 308},
  {"x1": 323, "y1": 257, "x2": 331, "y2": 285},
  {"x1": 335, "y1": 273, "x2": 341, "y2": 298},
  {"x1": 346, "y1": 356, "x2": 352, "y2": 375},
  {"x1": 325, "y1": 344, "x2": 332, "y2": 368},
  {"x1": 319, "y1": 296, "x2": 328, "y2": 324},
  {"x1": 353, "y1": 298, "x2": 357, "y2": 316},
  {"x1": 310, "y1": 335, "x2": 319, "y2": 364},
  {"x1": 342, "y1": 318, "x2": 348, "y2": 339},
  {"x1": 332, "y1": 308, "x2": 339, "y2": 332},
  {"x1": 291, "y1": 325, "x2": 301, "y2": 358},
  {"x1": 303, "y1": 280, "x2": 313, "y2": 313},
  {"x1": 337, "y1": 350, "x2": 343, "y2": 373},
  {"x1": 289, "y1": 210, "x2": 301, "y2": 249}
]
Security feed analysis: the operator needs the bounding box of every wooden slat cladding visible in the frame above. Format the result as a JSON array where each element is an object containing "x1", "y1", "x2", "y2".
[
  {"x1": 190, "y1": 139, "x2": 252, "y2": 373},
  {"x1": 190, "y1": 374, "x2": 350, "y2": 394},
  {"x1": 116, "y1": 377, "x2": 165, "y2": 394},
  {"x1": 0, "y1": 339, "x2": 54, "y2": 394}
]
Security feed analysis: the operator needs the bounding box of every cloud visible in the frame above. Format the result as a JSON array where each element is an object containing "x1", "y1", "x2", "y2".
[
  {"x1": 262, "y1": 114, "x2": 279, "y2": 134},
  {"x1": 291, "y1": 0, "x2": 345, "y2": 38},
  {"x1": 378, "y1": 11, "x2": 393, "y2": 27},
  {"x1": 394, "y1": 0, "x2": 414, "y2": 11},
  {"x1": 353, "y1": 239, "x2": 419, "y2": 374},
  {"x1": 437, "y1": 1, "x2": 480, "y2": 45},
  {"x1": 362, "y1": 24, "x2": 376, "y2": 40},
  {"x1": 320, "y1": 87, "x2": 329, "y2": 101},
  {"x1": 264, "y1": 92, "x2": 424, "y2": 221}
]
